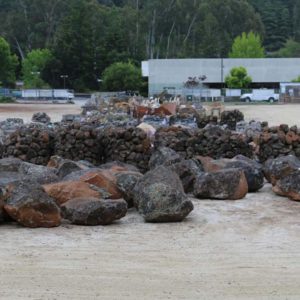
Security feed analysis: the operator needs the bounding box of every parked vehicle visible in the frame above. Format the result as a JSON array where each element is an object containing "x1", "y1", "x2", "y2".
[
  {"x1": 240, "y1": 89, "x2": 279, "y2": 103},
  {"x1": 21, "y1": 89, "x2": 74, "y2": 100}
]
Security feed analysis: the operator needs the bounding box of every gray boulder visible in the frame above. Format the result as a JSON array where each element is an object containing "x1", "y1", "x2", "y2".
[
  {"x1": 149, "y1": 147, "x2": 182, "y2": 170},
  {"x1": 194, "y1": 168, "x2": 248, "y2": 200},
  {"x1": 19, "y1": 162, "x2": 59, "y2": 184},
  {"x1": 133, "y1": 166, "x2": 193, "y2": 222},
  {"x1": 116, "y1": 171, "x2": 143, "y2": 207},
  {"x1": 61, "y1": 198, "x2": 127, "y2": 226},
  {"x1": 0, "y1": 157, "x2": 23, "y2": 172},
  {"x1": 168, "y1": 159, "x2": 204, "y2": 193},
  {"x1": 99, "y1": 161, "x2": 140, "y2": 173},
  {"x1": 224, "y1": 159, "x2": 264, "y2": 192},
  {"x1": 263, "y1": 155, "x2": 300, "y2": 185},
  {"x1": 273, "y1": 170, "x2": 300, "y2": 201}
]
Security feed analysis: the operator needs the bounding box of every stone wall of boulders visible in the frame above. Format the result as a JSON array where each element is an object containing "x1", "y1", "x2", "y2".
[
  {"x1": 2, "y1": 124, "x2": 55, "y2": 165},
  {"x1": 101, "y1": 127, "x2": 152, "y2": 173},
  {"x1": 54, "y1": 122, "x2": 102, "y2": 165},
  {"x1": 257, "y1": 124, "x2": 300, "y2": 162},
  {"x1": 154, "y1": 126, "x2": 253, "y2": 160},
  {"x1": 5, "y1": 118, "x2": 300, "y2": 171}
]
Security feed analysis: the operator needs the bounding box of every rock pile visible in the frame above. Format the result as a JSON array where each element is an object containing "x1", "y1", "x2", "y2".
[
  {"x1": 2, "y1": 124, "x2": 55, "y2": 165},
  {"x1": 101, "y1": 127, "x2": 152, "y2": 173},
  {"x1": 154, "y1": 126, "x2": 253, "y2": 160},
  {"x1": 257, "y1": 124, "x2": 300, "y2": 162},
  {"x1": 54, "y1": 122, "x2": 102, "y2": 165},
  {"x1": 32, "y1": 112, "x2": 51, "y2": 124},
  {"x1": 220, "y1": 109, "x2": 244, "y2": 130}
]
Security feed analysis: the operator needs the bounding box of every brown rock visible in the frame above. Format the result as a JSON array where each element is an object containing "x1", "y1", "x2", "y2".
[
  {"x1": 80, "y1": 170, "x2": 122, "y2": 199},
  {"x1": 4, "y1": 181, "x2": 61, "y2": 228},
  {"x1": 43, "y1": 181, "x2": 102, "y2": 205},
  {"x1": 195, "y1": 156, "x2": 230, "y2": 173},
  {"x1": 272, "y1": 170, "x2": 300, "y2": 201}
]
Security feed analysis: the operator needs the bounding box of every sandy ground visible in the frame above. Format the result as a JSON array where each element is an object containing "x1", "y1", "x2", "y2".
[
  {"x1": 224, "y1": 103, "x2": 300, "y2": 127},
  {"x1": 1, "y1": 185, "x2": 300, "y2": 300},
  {"x1": 1, "y1": 103, "x2": 300, "y2": 299},
  {"x1": 0, "y1": 103, "x2": 82, "y2": 123}
]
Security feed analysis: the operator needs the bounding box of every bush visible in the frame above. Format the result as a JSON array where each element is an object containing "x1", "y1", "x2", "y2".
[
  {"x1": 102, "y1": 62, "x2": 142, "y2": 92},
  {"x1": 0, "y1": 96, "x2": 15, "y2": 103}
]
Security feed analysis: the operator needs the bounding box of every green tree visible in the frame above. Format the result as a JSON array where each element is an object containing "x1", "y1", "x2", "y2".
[
  {"x1": 273, "y1": 39, "x2": 300, "y2": 57},
  {"x1": 225, "y1": 66, "x2": 252, "y2": 88},
  {"x1": 22, "y1": 48, "x2": 53, "y2": 88},
  {"x1": 0, "y1": 36, "x2": 18, "y2": 87},
  {"x1": 292, "y1": 76, "x2": 300, "y2": 82},
  {"x1": 102, "y1": 62, "x2": 142, "y2": 91},
  {"x1": 229, "y1": 31, "x2": 265, "y2": 58}
]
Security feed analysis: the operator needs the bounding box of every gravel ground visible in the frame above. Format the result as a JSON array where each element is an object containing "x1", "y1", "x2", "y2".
[{"x1": 1, "y1": 185, "x2": 300, "y2": 300}]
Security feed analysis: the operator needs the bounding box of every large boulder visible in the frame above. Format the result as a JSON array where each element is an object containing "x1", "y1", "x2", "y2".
[
  {"x1": 43, "y1": 181, "x2": 104, "y2": 206},
  {"x1": 79, "y1": 170, "x2": 123, "y2": 199},
  {"x1": 193, "y1": 168, "x2": 248, "y2": 200},
  {"x1": 168, "y1": 159, "x2": 204, "y2": 193},
  {"x1": 116, "y1": 171, "x2": 143, "y2": 207},
  {"x1": 263, "y1": 155, "x2": 300, "y2": 185},
  {"x1": 0, "y1": 157, "x2": 23, "y2": 172},
  {"x1": 273, "y1": 170, "x2": 300, "y2": 201},
  {"x1": 133, "y1": 166, "x2": 193, "y2": 222},
  {"x1": 196, "y1": 155, "x2": 264, "y2": 192},
  {"x1": 4, "y1": 181, "x2": 61, "y2": 228},
  {"x1": 47, "y1": 156, "x2": 94, "y2": 179},
  {"x1": 61, "y1": 198, "x2": 127, "y2": 226},
  {"x1": 19, "y1": 162, "x2": 59, "y2": 184},
  {"x1": 149, "y1": 147, "x2": 182, "y2": 170},
  {"x1": 99, "y1": 161, "x2": 140, "y2": 173}
]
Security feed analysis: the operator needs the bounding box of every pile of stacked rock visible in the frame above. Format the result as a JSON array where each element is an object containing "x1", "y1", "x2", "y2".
[
  {"x1": 2, "y1": 124, "x2": 55, "y2": 165},
  {"x1": 257, "y1": 124, "x2": 300, "y2": 162},
  {"x1": 54, "y1": 122, "x2": 102, "y2": 165},
  {"x1": 101, "y1": 127, "x2": 152, "y2": 173},
  {"x1": 154, "y1": 126, "x2": 253, "y2": 160}
]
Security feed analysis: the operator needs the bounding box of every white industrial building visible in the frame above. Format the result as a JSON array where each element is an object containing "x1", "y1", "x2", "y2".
[{"x1": 142, "y1": 58, "x2": 300, "y2": 97}]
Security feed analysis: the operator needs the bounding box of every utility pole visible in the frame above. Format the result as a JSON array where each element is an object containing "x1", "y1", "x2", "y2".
[{"x1": 60, "y1": 75, "x2": 68, "y2": 89}]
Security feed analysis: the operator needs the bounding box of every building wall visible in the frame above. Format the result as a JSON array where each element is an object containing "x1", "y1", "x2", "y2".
[{"x1": 144, "y1": 58, "x2": 300, "y2": 96}]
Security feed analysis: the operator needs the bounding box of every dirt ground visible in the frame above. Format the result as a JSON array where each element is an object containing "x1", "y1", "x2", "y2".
[{"x1": 1, "y1": 103, "x2": 300, "y2": 299}]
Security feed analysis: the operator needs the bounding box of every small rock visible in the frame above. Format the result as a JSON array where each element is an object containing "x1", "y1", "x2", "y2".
[
  {"x1": 61, "y1": 198, "x2": 127, "y2": 225},
  {"x1": 0, "y1": 157, "x2": 23, "y2": 172}
]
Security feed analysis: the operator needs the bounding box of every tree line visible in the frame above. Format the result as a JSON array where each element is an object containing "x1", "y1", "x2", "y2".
[{"x1": 0, "y1": 0, "x2": 299, "y2": 91}]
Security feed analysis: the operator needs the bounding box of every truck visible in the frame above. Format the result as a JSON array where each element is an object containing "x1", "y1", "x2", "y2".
[
  {"x1": 240, "y1": 89, "x2": 279, "y2": 103},
  {"x1": 21, "y1": 89, "x2": 74, "y2": 100}
]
